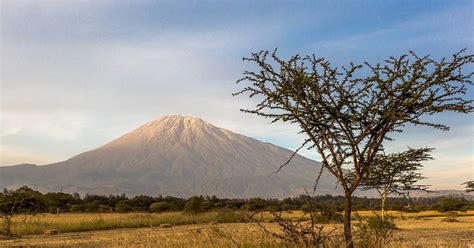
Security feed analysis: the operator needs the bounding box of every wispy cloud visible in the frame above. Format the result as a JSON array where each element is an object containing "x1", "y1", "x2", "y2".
[
  {"x1": 1, "y1": 111, "x2": 86, "y2": 141},
  {"x1": 1, "y1": 1, "x2": 472, "y2": 189}
]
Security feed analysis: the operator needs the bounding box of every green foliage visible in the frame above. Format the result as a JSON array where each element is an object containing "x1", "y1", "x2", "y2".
[
  {"x1": 99, "y1": 204, "x2": 112, "y2": 212},
  {"x1": 128, "y1": 195, "x2": 156, "y2": 211},
  {"x1": 69, "y1": 204, "x2": 85, "y2": 212},
  {"x1": 315, "y1": 206, "x2": 343, "y2": 224},
  {"x1": 0, "y1": 186, "x2": 471, "y2": 217},
  {"x1": 149, "y1": 202, "x2": 172, "y2": 213},
  {"x1": 360, "y1": 148, "x2": 433, "y2": 195},
  {"x1": 183, "y1": 196, "x2": 205, "y2": 215},
  {"x1": 43, "y1": 192, "x2": 80, "y2": 212},
  {"x1": 235, "y1": 49, "x2": 474, "y2": 247},
  {"x1": 85, "y1": 201, "x2": 100, "y2": 212},
  {"x1": 115, "y1": 201, "x2": 132, "y2": 213},
  {"x1": 0, "y1": 186, "x2": 47, "y2": 237},
  {"x1": 301, "y1": 203, "x2": 342, "y2": 223},
  {"x1": 434, "y1": 197, "x2": 469, "y2": 212},
  {"x1": 244, "y1": 198, "x2": 270, "y2": 211},
  {"x1": 216, "y1": 209, "x2": 248, "y2": 223},
  {"x1": 463, "y1": 181, "x2": 474, "y2": 192},
  {"x1": 355, "y1": 214, "x2": 396, "y2": 248}
]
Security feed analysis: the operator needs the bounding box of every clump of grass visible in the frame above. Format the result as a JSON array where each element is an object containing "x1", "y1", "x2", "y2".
[{"x1": 441, "y1": 211, "x2": 460, "y2": 222}]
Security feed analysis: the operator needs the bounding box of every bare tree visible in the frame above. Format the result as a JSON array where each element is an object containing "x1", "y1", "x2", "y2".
[
  {"x1": 234, "y1": 49, "x2": 473, "y2": 247},
  {"x1": 359, "y1": 147, "x2": 433, "y2": 220}
]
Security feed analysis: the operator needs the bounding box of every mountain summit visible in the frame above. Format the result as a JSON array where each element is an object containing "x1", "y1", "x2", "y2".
[{"x1": 0, "y1": 115, "x2": 338, "y2": 197}]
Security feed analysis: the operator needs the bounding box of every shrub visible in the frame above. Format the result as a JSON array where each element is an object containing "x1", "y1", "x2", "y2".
[
  {"x1": 149, "y1": 202, "x2": 172, "y2": 213},
  {"x1": 183, "y1": 196, "x2": 205, "y2": 215},
  {"x1": 99, "y1": 205, "x2": 112, "y2": 213},
  {"x1": 244, "y1": 198, "x2": 269, "y2": 211},
  {"x1": 355, "y1": 214, "x2": 396, "y2": 248},
  {"x1": 85, "y1": 201, "x2": 100, "y2": 212},
  {"x1": 49, "y1": 207, "x2": 59, "y2": 214},
  {"x1": 317, "y1": 205, "x2": 342, "y2": 223},
  {"x1": 435, "y1": 197, "x2": 469, "y2": 212},
  {"x1": 115, "y1": 201, "x2": 132, "y2": 213},
  {"x1": 128, "y1": 195, "x2": 156, "y2": 211},
  {"x1": 302, "y1": 204, "x2": 342, "y2": 223},
  {"x1": 69, "y1": 204, "x2": 85, "y2": 212},
  {"x1": 216, "y1": 209, "x2": 248, "y2": 223},
  {"x1": 441, "y1": 211, "x2": 460, "y2": 222}
]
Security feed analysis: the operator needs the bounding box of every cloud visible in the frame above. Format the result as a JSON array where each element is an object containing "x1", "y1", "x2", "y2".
[
  {"x1": 1, "y1": 1, "x2": 472, "y2": 191},
  {"x1": 1, "y1": 110, "x2": 87, "y2": 141},
  {"x1": 304, "y1": 2, "x2": 473, "y2": 63},
  {"x1": 313, "y1": 28, "x2": 401, "y2": 50},
  {"x1": 421, "y1": 155, "x2": 473, "y2": 190},
  {"x1": 0, "y1": 144, "x2": 56, "y2": 166},
  {"x1": 0, "y1": 1, "x2": 288, "y2": 166}
]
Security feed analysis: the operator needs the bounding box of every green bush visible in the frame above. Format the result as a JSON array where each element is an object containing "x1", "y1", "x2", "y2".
[
  {"x1": 115, "y1": 201, "x2": 132, "y2": 213},
  {"x1": 244, "y1": 198, "x2": 269, "y2": 211},
  {"x1": 435, "y1": 197, "x2": 469, "y2": 212},
  {"x1": 49, "y1": 207, "x2": 59, "y2": 214},
  {"x1": 216, "y1": 209, "x2": 248, "y2": 223},
  {"x1": 99, "y1": 205, "x2": 112, "y2": 212},
  {"x1": 149, "y1": 202, "x2": 172, "y2": 213},
  {"x1": 302, "y1": 204, "x2": 342, "y2": 223},
  {"x1": 355, "y1": 215, "x2": 396, "y2": 248},
  {"x1": 85, "y1": 201, "x2": 100, "y2": 212},
  {"x1": 183, "y1": 196, "x2": 205, "y2": 215},
  {"x1": 69, "y1": 204, "x2": 85, "y2": 212}
]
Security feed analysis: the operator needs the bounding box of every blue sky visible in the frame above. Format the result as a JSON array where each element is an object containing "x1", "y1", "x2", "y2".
[{"x1": 1, "y1": 0, "x2": 473, "y2": 189}]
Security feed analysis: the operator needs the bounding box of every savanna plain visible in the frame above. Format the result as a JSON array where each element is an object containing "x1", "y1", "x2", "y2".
[{"x1": 1, "y1": 210, "x2": 473, "y2": 247}]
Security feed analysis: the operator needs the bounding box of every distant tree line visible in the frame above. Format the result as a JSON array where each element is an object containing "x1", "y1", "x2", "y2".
[{"x1": 1, "y1": 186, "x2": 473, "y2": 217}]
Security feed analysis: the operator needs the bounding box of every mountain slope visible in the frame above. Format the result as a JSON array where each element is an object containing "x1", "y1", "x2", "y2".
[{"x1": 0, "y1": 115, "x2": 339, "y2": 197}]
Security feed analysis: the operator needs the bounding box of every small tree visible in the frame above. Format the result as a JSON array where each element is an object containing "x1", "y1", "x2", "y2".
[
  {"x1": 463, "y1": 181, "x2": 474, "y2": 192},
  {"x1": 0, "y1": 186, "x2": 46, "y2": 237},
  {"x1": 360, "y1": 147, "x2": 433, "y2": 220},
  {"x1": 235, "y1": 49, "x2": 473, "y2": 247}
]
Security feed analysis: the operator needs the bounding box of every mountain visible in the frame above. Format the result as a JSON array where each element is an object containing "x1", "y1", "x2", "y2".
[{"x1": 0, "y1": 115, "x2": 339, "y2": 198}]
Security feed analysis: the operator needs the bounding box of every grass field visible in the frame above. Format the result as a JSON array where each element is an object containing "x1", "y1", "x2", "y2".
[{"x1": 1, "y1": 211, "x2": 473, "y2": 247}]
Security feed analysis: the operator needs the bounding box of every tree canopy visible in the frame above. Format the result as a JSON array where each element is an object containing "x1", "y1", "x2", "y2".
[
  {"x1": 360, "y1": 147, "x2": 433, "y2": 219},
  {"x1": 464, "y1": 181, "x2": 474, "y2": 193},
  {"x1": 360, "y1": 147, "x2": 433, "y2": 196}
]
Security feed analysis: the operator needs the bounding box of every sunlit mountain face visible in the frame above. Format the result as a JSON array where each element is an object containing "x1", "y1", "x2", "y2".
[{"x1": 0, "y1": 115, "x2": 337, "y2": 198}]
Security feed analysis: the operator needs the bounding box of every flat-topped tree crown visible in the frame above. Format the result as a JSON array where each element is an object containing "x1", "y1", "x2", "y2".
[
  {"x1": 235, "y1": 49, "x2": 473, "y2": 247},
  {"x1": 359, "y1": 147, "x2": 434, "y2": 220}
]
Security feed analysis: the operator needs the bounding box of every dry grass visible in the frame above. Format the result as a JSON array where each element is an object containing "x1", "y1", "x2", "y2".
[
  {"x1": 7, "y1": 212, "x2": 236, "y2": 236},
  {"x1": 1, "y1": 211, "x2": 473, "y2": 247}
]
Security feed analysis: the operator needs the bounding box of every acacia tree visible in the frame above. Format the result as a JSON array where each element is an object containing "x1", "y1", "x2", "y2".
[
  {"x1": 0, "y1": 186, "x2": 45, "y2": 237},
  {"x1": 463, "y1": 181, "x2": 474, "y2": 192},
  {"x1": 360, "y1": 147, "x2": 433, "y2": 220},
  {"x1": 234, "y1": 49, "x2": 473, "y2": 247}
]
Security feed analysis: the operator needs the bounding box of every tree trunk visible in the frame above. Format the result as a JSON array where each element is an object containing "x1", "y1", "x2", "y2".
[
  {"x1": 343, "y1": 192, "x2": 353, "y2": 248},
  {"x1": 381, "y1": 191, "x2": 388, "y2": 221},
  {"x1": 2, "y1": 216, "x2": 13, "y2": 237}
]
